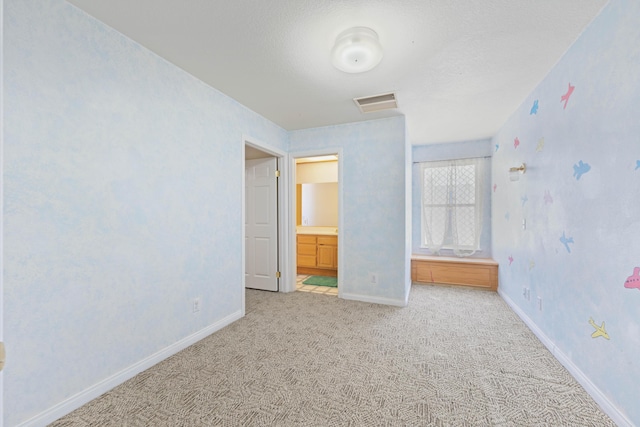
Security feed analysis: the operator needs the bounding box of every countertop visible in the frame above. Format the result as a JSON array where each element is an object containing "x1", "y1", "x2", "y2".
[{"x1": 296, "y1": 226, "x2": 338, "y2": 236}]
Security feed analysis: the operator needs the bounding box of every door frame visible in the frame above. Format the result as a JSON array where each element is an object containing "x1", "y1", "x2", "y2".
[
  {"x1": 242, "y1": 135, "x2": 289, "y2": 315},
  {"x1": 1, "y1": 2, "x2": 5, "y2": 422},
  {"x1": 287, "y1": 148, "x2": 344, "y2": 296}
]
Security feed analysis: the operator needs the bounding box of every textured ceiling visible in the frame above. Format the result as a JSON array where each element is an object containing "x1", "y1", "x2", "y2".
[{"x1": 66, "y1": 0, "x2": 608, "y2": 145}]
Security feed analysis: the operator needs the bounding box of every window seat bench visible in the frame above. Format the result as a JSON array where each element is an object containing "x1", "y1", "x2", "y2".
[{"x1": 411, "y1": 254, "x2": 498, "y2": 291}]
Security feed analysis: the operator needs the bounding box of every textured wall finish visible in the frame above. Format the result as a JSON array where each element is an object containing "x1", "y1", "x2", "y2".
[
  {"x1": 491, "y1": 0, "x2": 639, "y2": 424},
  {"x1": 4, "y1": 0, "x2": 287, "y2": 425},
  {"x1": 290, "y1": 117, "x2": 409, "y2": 305}
]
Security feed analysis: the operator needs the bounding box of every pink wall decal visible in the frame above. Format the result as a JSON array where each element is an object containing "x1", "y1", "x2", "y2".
[
  {"x1": 561, "y1": 83, "x2": 575, "y2": 109},
  {"x1": 624, "y1": 267, "x2": 640, "y2": 290}
]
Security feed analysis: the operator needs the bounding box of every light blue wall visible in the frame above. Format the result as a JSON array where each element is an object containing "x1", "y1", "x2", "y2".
[
  {"x1": 491, "y1": 0, "x2": 640, "y2": 424},
  {"x1": 290, "y1": 117, "x2": 410, "y2": 305},
  {"x1": 8, "y1": 0, "x2": 637, "y2": 424},
  {"x1": 412, "y1": 140, "x2": 493, "y2": 258},
  {"x1": 4, "y1": 1, "x2": 287, "y2": 425}
]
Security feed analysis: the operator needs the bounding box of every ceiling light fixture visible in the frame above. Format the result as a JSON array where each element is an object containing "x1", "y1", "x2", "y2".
[{"x1": 331, "y1": 27, "x2": 383, "y2": 73}]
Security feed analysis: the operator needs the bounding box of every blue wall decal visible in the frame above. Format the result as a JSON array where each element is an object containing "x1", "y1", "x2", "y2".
[
  {"x1": 573, "y1": 160, "x2": 591, "y2": 180},
  {"x1": 635, "y1": 160, "x2": 640, "y2": 170},
  {"x1": 560, "y1": 232, "x2": 575, "y2": 253},
  {"x1": 505, "y1": 212, "x2": 510, "y2": 221},
  {"x1": 561, "y1": 82, "x2": 575, "y2": 109},
  {"x1": 530, "y1": 99, "x2": 539, "y2": 114},
  {"x1": 536, "y1": 137, "x2": 545, "y2": 152},
  {"x1": 521, "y1": 195, "x2": 528, "y2": 207},
  {"x1": 495, "y1": 143, "x2": 500, "y2": 152},
  {"x1": 624, "y1": 267, "x2": 640, "y2": 290},
  {"x1": 544, "y1": 190, "x2": 553, "y2": 204},
  {"x1": 589, "y1": 318, "x2": 610, "y2": 340}
]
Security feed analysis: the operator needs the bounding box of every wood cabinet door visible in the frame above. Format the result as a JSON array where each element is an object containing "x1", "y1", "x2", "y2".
[{"x1": 317, "y1": 245, "x2": 335, "y2": 268}]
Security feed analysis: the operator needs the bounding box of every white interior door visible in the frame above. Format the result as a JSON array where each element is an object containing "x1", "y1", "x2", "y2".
[{"x1": 245, "y1": 157, "x2": 279, "y2": 291}]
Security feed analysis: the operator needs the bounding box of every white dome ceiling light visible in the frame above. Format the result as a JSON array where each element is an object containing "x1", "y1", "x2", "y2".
[{"x1": 331, "y1": 27, "x2": 383, "y2": 73}]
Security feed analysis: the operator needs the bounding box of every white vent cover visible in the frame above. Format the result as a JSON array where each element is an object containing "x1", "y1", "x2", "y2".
[{"x1": 353, "y1": 92, "x2": 398, "y2": 113}]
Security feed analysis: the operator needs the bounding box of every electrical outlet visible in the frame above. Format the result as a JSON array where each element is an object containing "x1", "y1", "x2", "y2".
[
  {"x1": 537, "y1": 297, "x2": 543, "y2": 311},
  {"x1": 192, "y1": 297, "x2": 201, "y2": 313},
  {"x1": 369, "y1": 273, "x2": 378, "y2": 285}
]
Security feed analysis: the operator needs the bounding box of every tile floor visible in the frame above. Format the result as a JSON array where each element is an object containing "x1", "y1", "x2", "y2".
[{"x1": 296, "y1": 275, "x2": 338, "y2": 296}]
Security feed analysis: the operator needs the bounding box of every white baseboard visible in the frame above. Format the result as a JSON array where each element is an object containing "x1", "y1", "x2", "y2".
[
  {"x1": 499, "y1": 290, "x2": 633, "y2": 427},
  {"x1": 18, "y1": 310, "x2": 243, "y2": 427},
  {"x1": 340, "y1": 292, "x2": 407, "y2": 307}
]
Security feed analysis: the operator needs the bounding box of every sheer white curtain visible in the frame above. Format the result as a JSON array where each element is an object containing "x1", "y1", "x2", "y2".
[{"x1": 420, "y1": 158, "x2": 485, "y2": 257}]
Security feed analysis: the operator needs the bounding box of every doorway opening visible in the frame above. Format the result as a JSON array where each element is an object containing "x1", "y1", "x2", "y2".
[
  {"x1": 242, "y1": 138, "x2": 288, "y2": 314},
  {"x1": 292, "y1": 153, "x2": 341, "y2": 297}
]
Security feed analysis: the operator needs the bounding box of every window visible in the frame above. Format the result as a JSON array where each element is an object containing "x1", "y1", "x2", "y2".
[{"x1": 420, "y1": 158, "x2": 485, "y2": 256}]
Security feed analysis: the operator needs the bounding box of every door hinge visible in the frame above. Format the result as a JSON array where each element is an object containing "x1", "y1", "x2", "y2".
[
  {"x1": 275, "y1": 170, "x2": 280, "y2": 178},
  {"x1": 0, "y1": 342, "x2": 5, "y2": 372},
  {"x1": 275, "y1": 271, "x2": 281, "y2": 278}
]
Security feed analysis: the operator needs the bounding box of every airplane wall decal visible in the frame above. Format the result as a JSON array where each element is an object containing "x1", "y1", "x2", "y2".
[
  {"x1": 530, "y1": 99, "x2": 539, "y2": 114},
  {"x1": 573, "y1": 160, "x2": 591, "y2": 180},
  {"x1": 624, "y1": 267, "x2": 640, "y2": 290},
  {"x1": 589, "y1": 317, "x2": 610, "y2": 340},
  {"x1": 561, "y1": 83, "x2": 575, "y2": 109},
  {"x1": 560, "y1": 231, "x2": 574, "y2": 253}
]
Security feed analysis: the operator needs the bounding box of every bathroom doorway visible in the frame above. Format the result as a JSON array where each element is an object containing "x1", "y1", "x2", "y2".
[{"x1": 294, "y1": 154, "x2": 340, "y2": 297}]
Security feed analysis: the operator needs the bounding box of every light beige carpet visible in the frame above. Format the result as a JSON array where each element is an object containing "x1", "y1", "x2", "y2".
[{"x1": 51, "y1": 285, "x2": 615, "y2": 426}]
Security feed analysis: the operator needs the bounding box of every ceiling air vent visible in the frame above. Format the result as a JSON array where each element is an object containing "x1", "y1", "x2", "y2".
[{"x1": 353, "y1": 92, "x2": 398, "y2": 113}]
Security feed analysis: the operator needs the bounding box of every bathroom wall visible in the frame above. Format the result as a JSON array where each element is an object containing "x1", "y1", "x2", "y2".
[
  {"x1": 297, "y1": 160, "x2": 339, "y2": 227},
  {"x1": 4, "y1": 1, "x2": 288, "y2": 425},
  {"x1": 296, "y1": 160, "x2": 338, "y2": 183},
  {"x1": 491, "y1": 0, "x2": 639, "y2": 424},
  {"x1": 301, "y1": 183, "x2": 339, "y2": 226}
]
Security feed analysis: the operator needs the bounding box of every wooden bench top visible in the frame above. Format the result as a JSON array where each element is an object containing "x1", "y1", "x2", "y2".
[{"x1": 411, "y1": 254, "x2": 498, "y2": 266}]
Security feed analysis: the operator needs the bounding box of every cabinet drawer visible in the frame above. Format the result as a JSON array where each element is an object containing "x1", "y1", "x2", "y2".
[
  {"x1": 297, "y1": 235, "x2": 317, "y2": 244},
  {"x1": 317, "y1": 236, "x2": 337, "y2": 246},
  {"x1": 297, "y1": 243, "x2": 316, "y2": 256},
  {"x1": 297, "y1": 255, "x2": 316, "y2": 267}
]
